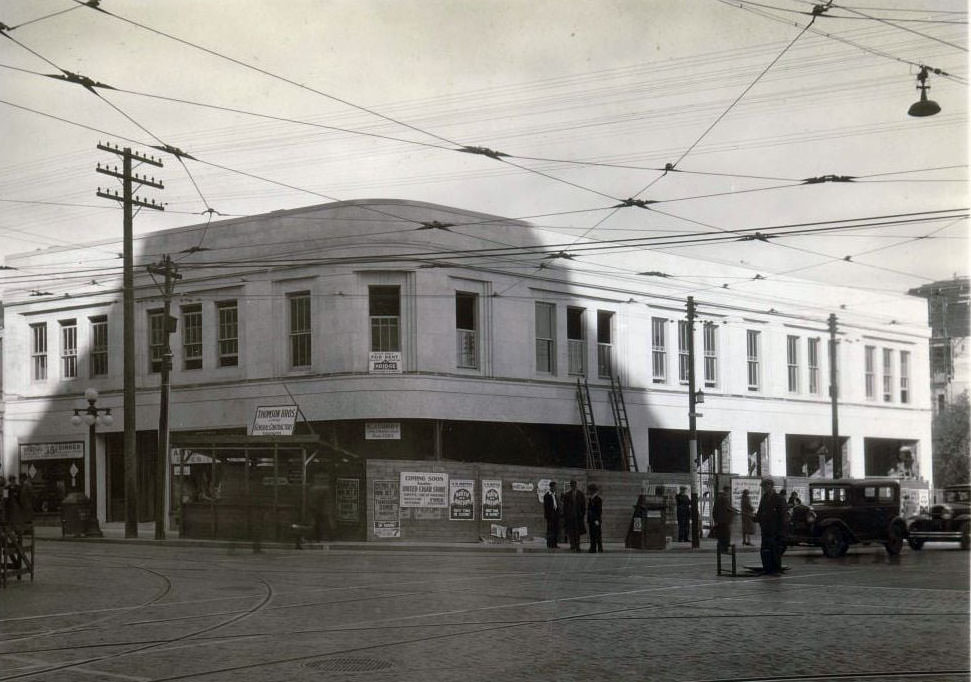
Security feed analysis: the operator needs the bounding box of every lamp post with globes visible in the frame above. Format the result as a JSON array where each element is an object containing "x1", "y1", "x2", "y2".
[{"x1": 71, "y1": 388, "x2": 113, "y2": 521}]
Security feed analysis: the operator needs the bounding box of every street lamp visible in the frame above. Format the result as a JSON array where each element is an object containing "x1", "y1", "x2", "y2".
[
  {"x1": 71, "y1": 388, "x2": 113, "y2": 522},
  {"x1": 908, "y1": 66, "x2": 941, "y2": 118}
]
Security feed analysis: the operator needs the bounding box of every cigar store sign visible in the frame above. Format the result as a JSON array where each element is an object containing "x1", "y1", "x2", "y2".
[{"x1": 399, "y1": 471, "x2": 448, "y2": 508}]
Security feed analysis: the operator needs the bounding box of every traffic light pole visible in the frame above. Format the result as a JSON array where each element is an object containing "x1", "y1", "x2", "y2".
[{"x1": 147, "y1": 256, "x2": 180, "y2": 540}]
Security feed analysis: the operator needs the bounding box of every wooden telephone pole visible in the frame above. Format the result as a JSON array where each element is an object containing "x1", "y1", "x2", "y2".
[{"x1": 97, "y1": 143, "x2": 164, "y2": 538}]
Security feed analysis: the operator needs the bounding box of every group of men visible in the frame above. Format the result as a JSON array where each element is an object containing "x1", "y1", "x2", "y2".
[
  {"x1": 675, "y1": 478, "x2": 790, "y2": 575},
  {"x1": 542, "y1": 479, "x2": 604, "y2": 553}
]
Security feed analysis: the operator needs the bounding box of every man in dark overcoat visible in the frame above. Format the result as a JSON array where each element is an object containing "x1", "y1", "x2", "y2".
[
  {"x1": 543, "y1": 481, "x2": 560, "y2": 549},
  {"x1": 675, "y1": 486, "x2": 690, "y2": 542},
  {"x1": 562, "y1": 479, "x2": 586, "y2": 552},
  {"x1": 754, "y1": 477, "x2": 788, "y2": 574},
  {"x1": 712, "y1": 485, "x2": 735, "y2": 553},
  {"x1": 586, "y1": 483, "x2": 604, "y2": 553}
]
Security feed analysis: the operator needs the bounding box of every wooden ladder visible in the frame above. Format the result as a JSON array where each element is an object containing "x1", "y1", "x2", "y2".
[
  {"x1": 576, "y1": 378, "x2": 604, "y2": 470},
  {"x1": 608, "y1": 373, "x2": 638, "y2": 472}
]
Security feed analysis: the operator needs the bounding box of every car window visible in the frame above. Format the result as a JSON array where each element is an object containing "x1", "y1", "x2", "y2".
[
  {"x1": 878, "y1": 486, "x2": 895, "y2": 502},
  {"x1": 811, "y1": 486, "x2": 846, "y2": 504},
  {"x1": 864, "y1": 487, "x2": 876, "y2": 499}
]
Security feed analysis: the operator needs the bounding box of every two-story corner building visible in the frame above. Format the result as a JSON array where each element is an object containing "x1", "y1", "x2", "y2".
[
  {"x1": 908, "y1": 277, "x2": 970, "y2": 413},
  {"x1": 0, "y1": 199, "x2": 933, "y2": 531}
]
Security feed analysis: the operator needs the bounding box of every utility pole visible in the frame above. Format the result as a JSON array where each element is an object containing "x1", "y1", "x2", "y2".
[
  {"x1": 97, "y1": 143, "x2": 164, "y2": 538},
  {"x1": 828, "y1": 313, "x2": 841, "y2": 478},
  {"x1": 147, "y1": 255, "x2": 180, "y2": 540},
  {"x1": 687, "y1": 296, "x2": 701, "y2": 548}
]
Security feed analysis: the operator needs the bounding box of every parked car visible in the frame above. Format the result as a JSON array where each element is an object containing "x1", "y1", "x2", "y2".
[
  {"x1": 787, "y1": 479, "x2": 908, "y2": 557},
  {"x1": 906, "y1": 483, "x2": 971, "y2": 551}
]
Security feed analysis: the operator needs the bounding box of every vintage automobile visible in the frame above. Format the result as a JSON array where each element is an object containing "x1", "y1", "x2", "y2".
[
  {"x1": 787, "y1": 479, "x2": 908, "y2": 557},
  {"x1": 906, "y1": 483, "x2": 971, "y2": 550}
]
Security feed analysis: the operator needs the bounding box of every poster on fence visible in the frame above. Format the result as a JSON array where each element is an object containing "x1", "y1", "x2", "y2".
[
  {"x1": 337, "y1": 478, "x2": 360, "y2": 524},
  {"x1": 400, "y1": 472, "x2": 449, "y2": 508},
  {"x1": 449, "y1": 478, "x2": 475, "y2": 520},
  {"x1": 373, "y1": 479, "x2": 400, "y2": 538},
  {"x1": 481, "y1": 479, "x2": 502, "y2": 520}
]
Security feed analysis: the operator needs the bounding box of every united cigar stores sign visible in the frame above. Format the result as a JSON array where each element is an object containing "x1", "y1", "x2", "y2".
[{"x1": 20, "y1": 441, "x2": 84, "y2": 461}]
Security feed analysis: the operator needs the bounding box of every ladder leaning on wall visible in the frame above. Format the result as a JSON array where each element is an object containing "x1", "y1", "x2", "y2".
[
  {"x1": 576, "y1": 378, "x2": 605, "y2": 470},
  {"x1": 609, "y1": 374, "x2": 639, "y2": 472}
]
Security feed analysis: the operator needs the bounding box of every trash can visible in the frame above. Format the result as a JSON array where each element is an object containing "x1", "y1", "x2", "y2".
[
  {"x1": 60, "y1": 492, "x2": 102, "y2": 537},
  {"x1": 625, "y1": 494, "x2": 667, "y2": 549}
]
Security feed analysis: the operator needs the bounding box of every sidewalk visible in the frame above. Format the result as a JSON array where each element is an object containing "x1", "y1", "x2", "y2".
[{"x1": 33, "y1": 522, "x2": 737, "y2": 554}]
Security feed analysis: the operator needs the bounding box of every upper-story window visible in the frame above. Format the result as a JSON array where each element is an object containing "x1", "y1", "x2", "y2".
[
  {"x1": 288, "y1": 292, "x2": 311, "y2": 368},
  {"x1": 369, "y1": 286, "x2": 400, "y2": 352},
  {"x1": 90, "y1": 315, "x2": 108, "y2": 377},
  {"x1": 30, "y1": 322, "x2": 47, "y2": 381},
  {"x1": 677, "y1": 320, "x2": 690, "y2": 384},
  {"x1": 651, "y1": 317, "x2": 667, "y2": 383},
  {"x1": 807, "y1": 337, "x2": 820, "y2": 395},
  {"x1": 597, "y1": 310, "x2": 613, "y2": 379},
  {"x1": 567, "y1": 307, "x2": 585, "y2": 376},
  {"x1": 882, "y1": 348, "x2": 894, "y2": 402},
  {"x1": 148, "y1": 309, "x2": 165, "y2": 373},
  {"x1": 60, "y1": 319, "x2": 78, "y2": 379},
  {"x1": 787, "y1": 335, "x2": 800, "y2": 393},
  {"x1": 535, "y1": 302, "x2": 556, "y2": 374},
  {"x1": 703, "y1": 321, "x2": 718, "y2": 388},
  {"x1": 217, "y1": 301, "x2": 239, "y2": 367},
  {"x1": 746, "y1": 329, "x2": 761, "y2": 391},
  {"x1": 181, "y1": 304, "x2": 203, "y2": 370},
  {"x1": 899, "y1": 350, "x2": 910, "y2": 404},
  {"x1": 864, "y1": 345, "x2": 876, "y2": 399},
  {"x1": 455, "y1": 292, "x2": 478, "y2": 369}
]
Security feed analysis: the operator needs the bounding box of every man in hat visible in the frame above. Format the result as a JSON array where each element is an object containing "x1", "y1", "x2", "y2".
[
  {"x1": 586, "y1": 483, "x2": 603, "y2": 553},
  {"x1": 543, "y1": 481, "x2": 561, "y2": 549},
  {"x1": 675, "y1": 486, "x2": 690, "y2": 542},
  {"x1": 754, "y1": 477, "x2": 789, "y2": 574},
  {"x1": 712, "y1": 485, "x2": 736, "y2": 554},
  {"x1": 562, "y1": 479, "x2": 586, "y2": 552}
]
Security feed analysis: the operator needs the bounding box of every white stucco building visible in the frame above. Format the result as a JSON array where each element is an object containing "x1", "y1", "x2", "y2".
[{"x1": 1, "y1": 200, "x2": 933, "y2": 527}]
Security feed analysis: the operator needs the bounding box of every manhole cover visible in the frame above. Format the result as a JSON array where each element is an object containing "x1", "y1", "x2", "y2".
[{"x1": 305, "y1": 658, "x2": 393, "y2": 673}]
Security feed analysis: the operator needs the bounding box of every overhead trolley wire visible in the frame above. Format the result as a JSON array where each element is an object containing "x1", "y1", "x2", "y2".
[
  {"x1": 717, "y1": 0, "x2": 968, "y2": 83},
  {"x1": 823, "y1": 2, "x2": 968, "y2": 51}
]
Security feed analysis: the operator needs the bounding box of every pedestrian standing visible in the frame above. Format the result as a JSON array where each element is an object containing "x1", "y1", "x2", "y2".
[
  {"x1": 562, "y1": 479, "x2": 586, "y2": 552},
  {"x1": 543, "y1": 481, "x2": 560, "y2": 549},
  {"x1": 712, "y1": 485, "x2": 736, "y2": 553},
  {"x1": 19, "y1": 474, "x2": 35, "y2": 527},
  {"x1": 741, "y1": 489, "x2": 755, "y2": 546},
  {"x1": 787, "y1": 491, "x2": 801, "y2": 508},
  {"x1": 754, "y1": 478, "x2": 788, "y2": 575},
  {"x1": 586, "y1": 483, "x2": 603, "y2": 553},
  {"x1": 675, "y1": 486, "x2": 690, "y2": 542}
]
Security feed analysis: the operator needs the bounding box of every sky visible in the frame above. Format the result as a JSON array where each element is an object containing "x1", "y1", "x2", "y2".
[{"x1": 0, "y1": 0, "x2": 967, "y2": 317}]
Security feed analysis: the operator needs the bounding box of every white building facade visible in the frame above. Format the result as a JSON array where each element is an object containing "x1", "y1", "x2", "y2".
[{"x1": 1, "y1": 200, "x2": 933, "y2": 526}]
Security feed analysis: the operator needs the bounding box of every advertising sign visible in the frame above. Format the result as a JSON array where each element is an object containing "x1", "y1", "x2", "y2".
[
  {"x1": 337, "y1": 478, "x2": 360, "y2": 523},
  {"x1": 732, "y1": 477, "x2": 763, "y2": 512},
  {"x1": 19, "y1": 442, "x2": 84, "y2": 461},
  {"x1": 365, "y1": 422, "x2": 401, "y2": 440},
  {"x1": 537, "y1": 478, "x2": 554, "y2": 504},
  {"x1": 481, "y1": 479, "x2": 502, "y2": 520},
  {"x1": 369, "y1": 351, "x2": 402, "y2": 374},
  {"x1": 250, "y1": 405, "x2": 298, "y2": 436},
  {"x1": 449, "y1": 478, "x2": 475, "y2": 520},
  {"x1": 512, "y1": 482, "x2": 534, "y2": 492},
  {"x1": 373, "y1": 479, "x2": 400, "y2": 538},
  {"x1": 399, "y1": 472, "x2": 449, "y2": 508}
]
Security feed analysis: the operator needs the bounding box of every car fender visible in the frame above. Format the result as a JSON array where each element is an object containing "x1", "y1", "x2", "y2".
[
  {"x1": 815, "y1": 517, "x2": 857, "y2": 543},
  {"x1": 888, "y1": 517, "x2": 908, "y2": 537}
]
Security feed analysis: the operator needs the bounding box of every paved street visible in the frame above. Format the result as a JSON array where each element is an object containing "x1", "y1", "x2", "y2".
[{"x1": 1, "y1": 540, "x2": 968, "y2": 682}]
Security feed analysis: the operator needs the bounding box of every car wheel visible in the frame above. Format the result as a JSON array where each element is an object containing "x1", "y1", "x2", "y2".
[
  {"x1": 907, "y1": 537, "x2": 925, "y2": 550},
  {"x1": 884, "y1": 525, "x2": 904, "y2": 555},
  {"x1": 821, "y1": 526, "x2": 848, "y2": 558},
  {"x1": 961, "y1": 522, "x2": 970, "y2": 552}
]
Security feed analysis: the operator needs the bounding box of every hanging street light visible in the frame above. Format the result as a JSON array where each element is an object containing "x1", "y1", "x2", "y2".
[{"x1": 908, "y1": 66, "x2": 941, "y2": 118}]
